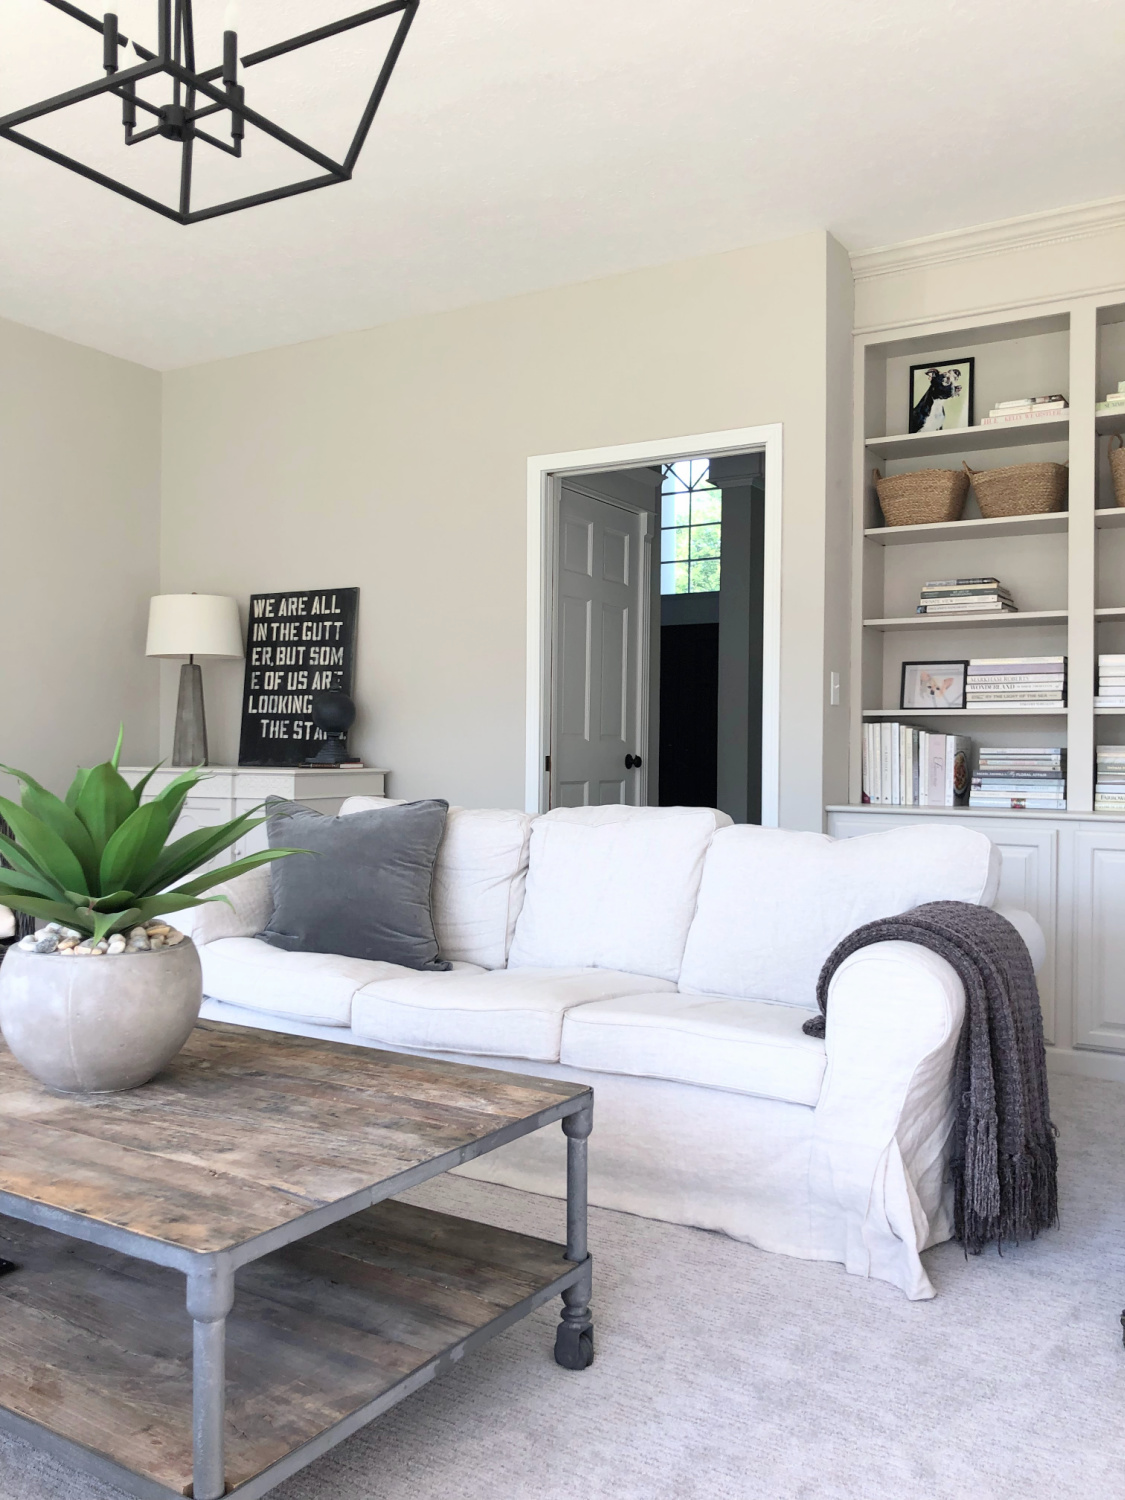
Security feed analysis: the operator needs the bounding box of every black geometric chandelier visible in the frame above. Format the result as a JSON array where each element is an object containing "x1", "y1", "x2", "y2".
[{"x1": 0, "y1": 0, "x2": 419, "y2": 224}]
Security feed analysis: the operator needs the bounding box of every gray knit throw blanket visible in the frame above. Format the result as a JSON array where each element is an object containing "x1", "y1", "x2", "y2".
[{"x1": 802, "y1": 901, "x2": 1057, "y2": 1254}]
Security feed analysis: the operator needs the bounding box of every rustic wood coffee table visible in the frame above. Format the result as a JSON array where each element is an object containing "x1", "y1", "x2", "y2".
[{"x1": 0, "y1": 1020, "x2": 595, "y2": 1500}]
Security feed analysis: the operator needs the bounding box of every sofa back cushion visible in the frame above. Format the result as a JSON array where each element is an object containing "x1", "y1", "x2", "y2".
[
  {"x1": 339, "y1": 797, "x2": 532, "y2": 969},
  {"x1": 678, "y1": 822, "x2": 1000, "y2": 1006},
  {"x1": 508, "y1": 804, "x2": 731, "y2": 982}
]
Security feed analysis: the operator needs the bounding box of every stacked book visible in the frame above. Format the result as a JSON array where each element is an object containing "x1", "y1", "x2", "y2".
[
  {"x1": 1096, "y1": 380, "x2": 1125, "y2": 417},
  {"x1": 970, "y1": 748, "x2": 1066, "y2": 810},
  {"x1": 862, "y1": 723, "x2": 970, "y2": 807},
  {"x1": 980, "y1": 395, "x2": 1068, "y2": 428},
  {"x1": 916, "y1": 577, "x2": 1016, "y2": 616},
  {"x1": 1095, "y1": 654, "x2": 1125, "y2": 708},
  {"x1": 966, "y1": 656, "x2": 1067, "y2": 709},
  {"x1": 1095, "y1": 746, "x2": 1125, "y2": 813}
]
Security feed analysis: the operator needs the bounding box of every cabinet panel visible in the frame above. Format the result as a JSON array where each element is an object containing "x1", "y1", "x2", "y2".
[{"x1": 1072, "y1": 828, "x2": 1125, "y2": 1051}]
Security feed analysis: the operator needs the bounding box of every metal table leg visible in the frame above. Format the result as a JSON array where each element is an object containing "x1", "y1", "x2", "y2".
[
  {"x1": 554, "y1": 1103, "x2": 594, "y2": 1370},
  {"x1": 186, "y1": 1261, "x2": 235, "y2": 1500}
]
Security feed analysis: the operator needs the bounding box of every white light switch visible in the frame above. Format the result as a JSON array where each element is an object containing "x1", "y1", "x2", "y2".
[{"x1": 829, "y1": 671, "x2": 841, "y2": 706}]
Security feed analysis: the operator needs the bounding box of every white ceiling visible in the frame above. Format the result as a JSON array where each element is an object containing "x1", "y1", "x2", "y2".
[{"x1": 0, "y1": 0, "x2": 1121, "y2": 370}]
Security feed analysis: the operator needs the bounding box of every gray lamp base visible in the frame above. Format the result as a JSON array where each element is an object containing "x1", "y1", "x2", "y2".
[{"x1": 173, "y1": 661, "x2": 208, "y2": 767}]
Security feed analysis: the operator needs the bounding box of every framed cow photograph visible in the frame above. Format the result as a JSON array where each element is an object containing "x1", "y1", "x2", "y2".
[
  {"x1": 900, "y1": 659, "x2": 968, "y2": 712},
  {"x1": 908, "y1": 357, "x2": 974, "y2": 434}
]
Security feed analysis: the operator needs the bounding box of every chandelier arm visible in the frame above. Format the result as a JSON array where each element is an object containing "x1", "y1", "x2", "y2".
[
  {"x1": 0, "y1": 56, "x2": 162, "y2": 131},
  {"x1": 0, "y1": 125, "x2": 184, "y2": 222},
  {"x1": 242, "y1": 1, "x2": 412, "y2": 70},
  {"x1": 125, "y1": 122, "x2": 164, "y2": 145},
  {"x1": 185, "y1": 171, "x2": 340, "y2": 225},
  {"x1": 191, "y1": 126, "x2": 239, "y2": 156},
  {"x1": 343, "y1": 0, "x2": 418, "y2": 174},
  {"x1": 111, "y1": 86, "x2": 163, "y2": 121},
  {"x1": 165, "y1": 62, "x2": 349, "y2": 178},
  {"x1": 41, "y1": 0, "x2": 122, "y2": 42}
]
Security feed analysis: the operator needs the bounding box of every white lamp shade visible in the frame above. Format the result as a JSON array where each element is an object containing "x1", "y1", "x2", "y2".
[{"x1": 146, "y1": 594, "x2": 244, "y2": 659}]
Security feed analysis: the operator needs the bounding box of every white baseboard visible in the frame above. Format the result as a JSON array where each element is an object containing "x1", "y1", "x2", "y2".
[{"x1": 1046, "y1": 1045, "x2": 1125, "y2": 1085}]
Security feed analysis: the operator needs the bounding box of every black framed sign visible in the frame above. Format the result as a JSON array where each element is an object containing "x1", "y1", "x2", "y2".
[
  {"x1": 238, "y1": 588, "x2": 359, "y2": 766},
  {"x1": 908, "y1": 356, "x2": 974, "y2": 433}
]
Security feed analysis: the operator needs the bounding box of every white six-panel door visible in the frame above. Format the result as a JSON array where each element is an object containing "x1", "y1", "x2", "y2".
[{"x1": 552, "y1": 485, "x2": 647, "y2": 808}]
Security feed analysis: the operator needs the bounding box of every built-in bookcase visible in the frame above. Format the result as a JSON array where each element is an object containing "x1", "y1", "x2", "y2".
[{"x1": 848, "y1": 297, "x2": 1125, "y2": 815}]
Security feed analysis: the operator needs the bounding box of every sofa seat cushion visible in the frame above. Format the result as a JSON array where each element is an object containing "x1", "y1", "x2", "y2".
[
  {"x1": 351, "y1": 967, "x2": 677, "y2": 1061},
  {"x1": 508, "y1": 804, "x2": 731, "y2": 983},
  {"x1": 559, "y1": 992, "x2": 826, "y2": 1105},
  {"x1": 200, "y1": 937, "x2": 483, "y2": 1027},
  {"x1": 678, "y1": 822, "x2": 1002, "y2": 1008}
]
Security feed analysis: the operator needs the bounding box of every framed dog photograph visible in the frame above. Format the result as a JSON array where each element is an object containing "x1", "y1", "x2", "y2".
[
  {"x1": 908, "y1": 357, "x2": 974, "y2": 434},
  {"x1": 900, "y1": 659, "x2": 968, "y2": 711}
]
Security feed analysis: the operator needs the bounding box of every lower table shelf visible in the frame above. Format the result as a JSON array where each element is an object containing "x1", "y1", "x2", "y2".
[{"x1": 0, "y1": 1200, "x2": 578, "y2": 1499}]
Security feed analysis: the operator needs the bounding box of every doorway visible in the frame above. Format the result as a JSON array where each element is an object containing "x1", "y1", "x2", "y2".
[{"x1": 526, "y1": 426, "x2": 782, "y2": 824}]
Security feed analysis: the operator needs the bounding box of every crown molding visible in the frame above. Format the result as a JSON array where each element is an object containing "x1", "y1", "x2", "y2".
[{"x1": 851, "y1": 196, "x2": 1125, "y2": 283}]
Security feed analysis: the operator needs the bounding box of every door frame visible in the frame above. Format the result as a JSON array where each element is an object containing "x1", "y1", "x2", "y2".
[{"x1": 526, "y1": 424, "x2": 783, "y2": 820}]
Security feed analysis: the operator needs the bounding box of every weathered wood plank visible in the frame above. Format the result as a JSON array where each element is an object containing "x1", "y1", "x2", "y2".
[
  {"x1": 0, "y1": 1021, "x2": 590, "y2": 1255},
  {"x1": 0, "y1": 1201, "x2": 569, "y2": 1493}
]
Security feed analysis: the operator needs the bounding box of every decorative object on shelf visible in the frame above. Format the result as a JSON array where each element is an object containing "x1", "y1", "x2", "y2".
[
  {"x1": 916, "y1": 577, "x2": 1016, "y2": 616},
  {"x1": 962, "y1": 460, "x2": 1068, "y2": 518},
  {"x1": 1095, "y1": 654, "x2": 1125, "y2": 708},
  {"x1": 862, "y1": 722, "x2": 969, "y2": 805},
  {"x1": 1095, "y1": 745, "x2": 1125, "y2": 812},
  {"x1": 901, "y1": 660, "x2": 968, "y2": 711},
  {"x1": 967, "y1": 656, "x2": 1066, "y2": 709},
  {"x1": 146, "y1": 593, "x2": 244, "y2": 768},
  {"x1": 873, "y1": 467, "x2": 969, "y2": 527},
  {"x1": 0, "y1": 0, "x2": 419, "y2": 226},
  {"x1": 980, "y1": 395, "x2": 1068, "y2": 429},
  {"x1": 970, "y1": 747, "x2": 1066, "y2": 811},
  {"x1": 302, "y1": 690, "x2": 360, "y2": 767},
  {"x1": 239, "y1": 588, "x2": 359, "y2": 767},
  {"x1": 1095, "y1": 379, "x2": 1125, "y2": 416},
  {"x1": 0, "y1": 730, "x2": 302, "y2": 1092},
  {"x1": 909, "y1": 357, "x2": 974, "y2": 433},
  {"x1": 1108, "y1": 435, "x2": 1125, "y2": 507}
]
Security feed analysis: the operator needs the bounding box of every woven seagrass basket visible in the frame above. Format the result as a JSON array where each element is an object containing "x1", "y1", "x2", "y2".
[
  {"x1": 872, "y1": 468, "x2": 969, "y2": 528},
  {"x1": 1109, "y1": 435, "x2": 1125, "y2": 508},
  {"x1": 962, "y1": 460, "x2": 1068, "y2": 518}
]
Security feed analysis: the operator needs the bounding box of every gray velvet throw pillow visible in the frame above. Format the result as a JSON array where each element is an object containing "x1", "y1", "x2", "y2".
[{"x1": 259, "y1": 797, "x2": 451, "y2": 971}]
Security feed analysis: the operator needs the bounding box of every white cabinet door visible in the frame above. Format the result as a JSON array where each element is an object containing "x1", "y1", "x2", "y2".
[
  {"x1": 987, "y1": 826, "x2": 1058, "y2": 1045},
  {"x1": 1072, "y1": 827, "x2": 1125, "y2": 1052}
]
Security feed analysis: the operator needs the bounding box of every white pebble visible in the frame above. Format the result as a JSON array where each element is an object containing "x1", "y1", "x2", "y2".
[
  {"x1": 165, "y1": 930, "x2": 185, "y2": 946},
  {"x1": 73, "y1": 945, "x2": 93, "y2": 957},
  {"x1": 17, "y1": 936, "x2": 37, "y2": 951},
  {"x1": 60, "y1": 927, "x2": 81, "y2": 939}
]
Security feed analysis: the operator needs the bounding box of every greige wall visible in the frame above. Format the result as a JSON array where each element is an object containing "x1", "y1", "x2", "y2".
[
  {"x1": 161, "y1": 231, "x2": 852, "y2": 828},
  {"x1": 0, "y1": 316, "x2": 161, "y2": 797}
]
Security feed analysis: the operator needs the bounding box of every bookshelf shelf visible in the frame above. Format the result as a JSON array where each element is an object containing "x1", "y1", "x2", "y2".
[
  {"x1": 1095, "y1": 707, "x2": 1125, "y2": 715},
  {"x1": 862, "y1": 706, "x2": 1068, "y2": 719},
  {"x1": 1095, "y1": 606, "x2": 1125, "y2": 620},
  {"x1": 865, "y1": 512, "x2": 1068, "y2": 546},
  {"x1": 1094, "y1": 507, "x2": 1125, "y2": 529},
  {"x1": 865, "y1": 416, "x2": 1069, "y2": 461},
  {"x1": 863, "y1": 609, "x2": 1068, "y2": 632}
]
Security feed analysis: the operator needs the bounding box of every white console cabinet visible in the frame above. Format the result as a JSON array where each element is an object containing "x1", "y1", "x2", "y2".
[
  {"x1": 121, "y1": 765, "x2": 388, "y2": 866},
  {"x1": 827, "y1": 805, "x2": 1125, "y2": 1082}
]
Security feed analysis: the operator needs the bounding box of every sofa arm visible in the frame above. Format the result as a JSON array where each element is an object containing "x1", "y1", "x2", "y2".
[
  {"x1": 809, "y1": 940, "x2": 966, "y2": 1300},
  {"x1": 991, "y1": 905, "x2": 1046, "y2": 974},
  {"x1": 175, "y1": 864, "x2": 274, "y2": 947}
]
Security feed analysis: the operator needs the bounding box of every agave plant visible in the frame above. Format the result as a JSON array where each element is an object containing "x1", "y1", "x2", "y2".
[{"x1": 0, "y1": 730, "x2": 300, "y2": 945}]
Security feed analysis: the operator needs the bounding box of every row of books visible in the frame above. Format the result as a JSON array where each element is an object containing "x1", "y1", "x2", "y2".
[
  {"x1": 980, "y1": 395, "x2": 1068, "y2": 428},
  {"x1": 969, "y1": 747, "x2": 1066, "y2": 810},
  {"x1": 1096, "y1": 380, "x2": 1125, "y2": 417},
  {"x1": 1096, "y1": 746, "x2": 1125, "y2": 813},
  {"x1": 1095, "y1": 654, "x2": 1125, "y2": 708},
  {"x1": 967, "y1": 655, "x2": 1066, "y2": 708},
  {"x1": 861, "y1": 724, "x2": 969, "y2": 807},
  {"x1": 916, "y1": 577, "x2": 1016, "y2": 616}
]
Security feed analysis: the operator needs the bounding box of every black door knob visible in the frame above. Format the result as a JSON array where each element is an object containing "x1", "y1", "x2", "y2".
[{"x1": 625, "y1": 754, "x2": 643, "y2": 769}]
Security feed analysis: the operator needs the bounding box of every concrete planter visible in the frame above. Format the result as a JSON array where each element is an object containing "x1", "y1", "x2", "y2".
[{"x1": 0, "y1": 941, "x2": 203, "y2": 1094}]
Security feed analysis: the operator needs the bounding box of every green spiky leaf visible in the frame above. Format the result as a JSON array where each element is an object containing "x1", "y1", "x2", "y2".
[
  {"x1": 0, "y1": 796, "x2": 88, "y2": 896},
  {"x1": 99, "y1": 800, "x2": 171, "y2": 894},
  {"x1": 167, "y1": 847, "x2": 306, "y2": 899},
  {"x1": 0, "y1": 895, "x2": 93, "y2": 934},
  {"x1": 64, "y1": 766, "x2": 90, "y2": 811},
  {"x1": 74, "y1": 763, "x2": 139, "y2": 852}
]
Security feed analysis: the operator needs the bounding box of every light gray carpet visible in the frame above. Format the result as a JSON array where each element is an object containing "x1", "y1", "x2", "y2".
[{"x1": 3, "y1": 1071, "x2": 1125, "y2": 1500}]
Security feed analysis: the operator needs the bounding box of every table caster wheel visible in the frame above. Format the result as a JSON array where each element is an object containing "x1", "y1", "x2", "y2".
[{"x1": 554, "y1": 1322, "x2": 594, "y2": 1369}]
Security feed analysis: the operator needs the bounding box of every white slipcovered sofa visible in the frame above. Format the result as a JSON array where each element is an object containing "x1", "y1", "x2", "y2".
[{"x1": 178, "y1": 801, "x2": 1044, "y2": 1301}]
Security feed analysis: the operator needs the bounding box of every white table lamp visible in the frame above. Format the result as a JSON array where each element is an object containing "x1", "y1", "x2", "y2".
[{"x1": 146, "y1": 594, "x2": 244, "y2": 766}]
